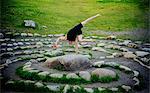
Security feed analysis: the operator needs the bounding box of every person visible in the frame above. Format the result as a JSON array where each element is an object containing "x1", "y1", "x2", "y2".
[{"x1": 53, "y1": 14, "x2": 100, "y2": 53}]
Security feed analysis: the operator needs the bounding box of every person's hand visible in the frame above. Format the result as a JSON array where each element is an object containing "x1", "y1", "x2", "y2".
[{"x1": 52, "y1": 43, "x2": 60, "y2": 48}]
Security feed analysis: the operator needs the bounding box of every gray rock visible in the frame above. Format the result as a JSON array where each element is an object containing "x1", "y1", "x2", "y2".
[
  {"x1": 84, "y1": 88, "x2": 94, "y2": 93},
  {"x1": 7, "y1": 44, "x2": 13, "y2": 47},
  {"x1": 34, "y1": 33, "x2": 40, "y2": 37},
  {"x1": 27, "y1": 33, "x2": 33, "y2": 37},
  {"x1": 48, "y1": 34, "x2": 53, "y2": 37},
  {"x1": 44, "y1": 54, "x2": 91, "y2": 71},
  {"x1": 98, "y1": 87, "x2": 106, "y2": 91},
  {"x1": 46, "y1": 85, "x2": 61, "y2": 92},
  {"x1": 35, "y1": 82, "x2": 44, "y2": 87},
  {"x1": 92, "y1": 47, "x2": 107, "y2": 52},
  {"x1": 38, "y1": 71, "x2": 50, "y2": 76},
  {"x1": 79, "y1": 71, "x2": 91, "y2": 81},
  {"x1": 120, "y1": 48, "x2": 129, "y2": 52},
  {"x1": 123, "y1": 52, "x2": 137, "y2": 59},
  {"x1": 7, "y1": 48, "x2": 13, "y2": 51},
  {"x1": 93, "y1": 61, "x2": 105, "y2": 67},
  {"x1": 13, "y1": 43, "x2": 18, "y2": 46},
  {"x1": 24, "y1": 20, "x2": 36, "y2": 28},
  {"x1": 37, "y1": 58, "x2": 46, "y2": 62},
  {"x1": 122, "y1": 40, "x2": 132, "y2": 46},
  {"x1": 112, "y1": 52, "x2": 123, "y2": 57},
  {"x1": 133, "y1": 70, "x2": 139, "y2": 77},
  {"x1": 91, "y1": 68, "x2": 116, "y2": 78},
  {"x1": 141, "y1": 48, "x2": 150, "y2": 52},
  {"x1": 10, "y1": 39, "x2": 16, "y2": 42},
  {"x1": 133, "y1": 77, "x2": 140, "y2": 85},
  {"x1": 0, "y1": 33, "x2": 4, "y2": 38},
  {"x1": 109, "y1": 87, "x2": 118, "y2": 91},
  {"x1": 135, "y1": 51, "x2": 149, "y2": 57},
  {"x1": 97, "y1": 43, "x2": 106, "y2": 47},
  {"x1": 63, "y1": 85, "x2": 70, "y2": 93},
  {"x1": 50, "y1": 73, "x2": 63, "y2": 78},
  {"x1": 18, "y1": 42, "x2": 24, "y2": 46},
  {"x1": 66, "y1": 73, "x2": 79, "y2": 79},
  {"x1": 119, "y1": 65, "x2": 132, "y2": 72},
  {"x1": 21, "y1": 33, "x2": 28, "y2": 37},
  {"x1": 121, "y1": 85, "x2": 131, "y2": 92}
]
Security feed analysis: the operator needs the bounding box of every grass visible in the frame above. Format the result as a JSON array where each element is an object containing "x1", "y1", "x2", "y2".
[{"x1": 1, "y1": 0, "x2": 148, "y2": 36}]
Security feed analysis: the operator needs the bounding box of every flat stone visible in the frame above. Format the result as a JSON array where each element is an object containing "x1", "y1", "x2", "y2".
[
  {"x1": 135, "y1": 51, "x2": 149, "y2": 57},
  {"x1": 63, "y1": 84, "x2": 70, "y2": 93},
  {"x1": 84, "y1": 88, "x2": 94, "y2": 93},
  {"x1": 27, "y1": 33, "x2": 33, "y2": 37},
  {"x1": 112, "y1": 52, "x2": 123, "y2": 57},
  {"x1": 123, "y1": 52, "x2": 137, "y2": 59},
  {"x1": 105, "y1": 62, "x2": 120, "y2": 67},
  {"x1": 35, "y1": 82, "x2": 44, "y2": 87},
  {"x1": 21, "y1": 33, "x2": 27, "y2": 37},
  {"x1": 79, "y1": 71, "x2": 91, "y2": 81},
  {"x1": 38, "y1": 71, "x2": 50, "y2": 76},
  {"x1": 66, "y1": 73, "x2": 79, "y2": 79},
  {"x1": 122, "y1": 40, "x2": 132, "y2": 46},
  {"x1": 97, "y1": 43, "x2": 106, "y2": 47},
  {"x1": 37, "y1": 58, "x2": 46, "y2": 62},
  {"x1": 109, "y1": 87, "x2": 118, "y2": 91},
  {"x1": 119, "y1": 65, "x2": 132, "y2": 72},
  {"x1": 0, "y1": 33, "x2": 4, "y2": 38},
  {"x1": 18, "y1": 42, "x2": 24, "y2": 46},
  {"x1": 34, "y1": 33, "x2": 40, "y2": 37},
  {"x1": 133, "y1": 77, "x2": 140, "y2": 85},
  {"x1": 7, "y1": 48, "x2": 13, "y2": 51},
  {"x1": 93, "y1": 61, "x2": 105, "y2": 67},
  {"x1": 13, "y1": 43, "x2": 18, "y2": 46},
  {"x1": 120, "y1": 48, "x2": 129, "y2": 52},
  {"x1": 46, "y1": 85, "x2": 61, "y2": 92},
  {"x1": 24, "y1": 20, "x2": 36, "y2": 28},
  {"x1": 91, "y1": 68, "x2": 116, "y2": 78},
  {"x1": 121, "y1": 85, "x2": 131, "y2": 92},
  {"x1": 106, "y1": 55, "x2": 114, "y2": 59},
  {"x1": 98, "y1": 87, "x2": 106, "y2": 91},
  {"x1": 133, "y1": 70, "x2": 139, "y2": 77},
  {"x1": 92, "y1": 47, "x2": 107, "y2": 52},
  {"x1": 50, "y1": 73, "x2": 63, "y2": 78}
]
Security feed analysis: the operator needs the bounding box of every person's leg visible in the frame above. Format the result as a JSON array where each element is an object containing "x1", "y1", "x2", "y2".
[
  {"x1": 53, "y1": 35, "x2": 67, "y2": 48},
  {"x1": 75, "y1": 38, "x2": 79, "y2": 53}
]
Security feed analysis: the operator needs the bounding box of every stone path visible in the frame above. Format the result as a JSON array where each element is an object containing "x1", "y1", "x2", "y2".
[{"x1": 0, "y1": 30, "x2": 150, "y2": 93}]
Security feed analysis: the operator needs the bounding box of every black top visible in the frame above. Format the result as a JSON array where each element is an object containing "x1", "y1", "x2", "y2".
[{"x1": 67, "y1": 23, "x2": 83, "y2": 41}]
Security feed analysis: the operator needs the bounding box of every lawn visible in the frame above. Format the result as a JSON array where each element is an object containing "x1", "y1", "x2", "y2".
[{"x1": 1, "y1": 0, "x2": 148, "y2": 35}]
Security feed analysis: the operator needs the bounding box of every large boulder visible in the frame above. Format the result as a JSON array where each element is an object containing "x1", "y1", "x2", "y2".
[
  {"x1": 44, "y1": 54, "x2": 91, "y2": 71},
  {"x1": 91, "y1": 68, "x2": 116, "y2": 78}
]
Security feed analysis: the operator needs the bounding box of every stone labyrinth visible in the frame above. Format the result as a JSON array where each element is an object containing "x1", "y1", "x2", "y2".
[{"x1": 0, "y1": 31, "x2": 150, "y2": 93}]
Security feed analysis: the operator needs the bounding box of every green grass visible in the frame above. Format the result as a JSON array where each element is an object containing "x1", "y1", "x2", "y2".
[{"x1": 1, "y1": 0, "x2": 148, "y2": 35}]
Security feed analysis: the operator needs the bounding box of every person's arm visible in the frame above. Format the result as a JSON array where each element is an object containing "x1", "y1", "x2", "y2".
[{"x1": 81, "y1": 14, "x2": 101, "y2": 26}]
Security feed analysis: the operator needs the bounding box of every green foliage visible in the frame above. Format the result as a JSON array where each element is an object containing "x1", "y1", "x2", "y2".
[{"x1": 91, "y1": 74, "x2": 119, "y2": 83}]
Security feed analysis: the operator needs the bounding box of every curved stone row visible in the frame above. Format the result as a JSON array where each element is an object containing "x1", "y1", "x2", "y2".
[
  {"x1": 16, "y1": 62, "x2": 119, "y2": 84},
  {"x1": 5, "y1": 79, "x2": 130, "y2": 93},
  {"x1": 92, "y1": 61, "x2": 140, "y2": 87}
]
